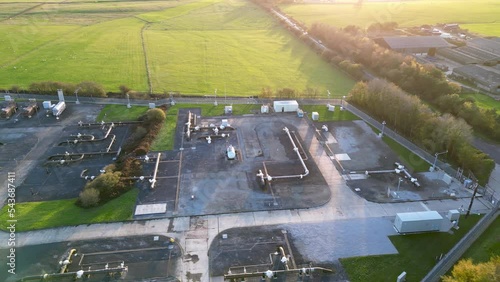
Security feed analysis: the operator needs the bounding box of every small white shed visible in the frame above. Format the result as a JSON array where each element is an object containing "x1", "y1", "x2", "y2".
[{"x1": 273, "y1": 100, "x2": 299, "y2": 113}]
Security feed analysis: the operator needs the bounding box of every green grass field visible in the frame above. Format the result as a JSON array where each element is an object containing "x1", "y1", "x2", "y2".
[
  {"x1": 341, "y1": 214, "x2": 482, "y2": 282},
  {"x1": 368, "y1": 125, "x2": 429, "y2": 172},
  {"x1": 461, "y1": 93, "x2": 500, "y2": 114},
  {"x1": 0, "y1": 0, "x2": 354, "y2": 96},
  {"x1": 0, "y1": 189, "x2": 138, "y2": 231},
  {"x1": 281, "y1": 0, "x2": 500, "y2": 36}
]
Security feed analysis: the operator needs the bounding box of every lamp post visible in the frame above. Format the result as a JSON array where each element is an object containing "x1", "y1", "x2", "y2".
[
  {"x1": 169, "y1": 92, "x2": 175, "y2": 106},
  {"x1": 74, "y1": 87, "x2": 81, "y2": 104},
  {"x1": 431, "y1": 150, "x2": 448, "y2": 172},
  {"x1": 397, "y1": 177, "x2": 403, "y2": 192},
  {"x1": 380, "y1": 121, "x2": 386, "y2": 137},
  {"x1": 126, "y1": 93, "x2": 131, "y2": 109},
  {"x1": 341, "y1": 95, "x2": 346, "y2": 109},
  {"x1": 214, "y1": 89, "x2": 218, "y2": 106},
  {"x1": 396, "y1": 177, "x2": 403, "y2": 198}
]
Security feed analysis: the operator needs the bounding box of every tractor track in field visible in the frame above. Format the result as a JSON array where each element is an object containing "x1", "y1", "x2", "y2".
[
  {"x1": 0, "y1": 0, "x2": 72, "y2": 23},
  {"x1": 0, "y1": 2, "x2": 45, "y2": 22},
  {"x1": 0, "y1": 26, "x2": 82, "y2": 69},
  {"x1": 140, "y1": 22, "x2": 153, "y2": 95}
]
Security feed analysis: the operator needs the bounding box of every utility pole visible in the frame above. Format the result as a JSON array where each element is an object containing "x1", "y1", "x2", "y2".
[{"x1": 465, "y1": 172, "x2": 479, "y2": 218}]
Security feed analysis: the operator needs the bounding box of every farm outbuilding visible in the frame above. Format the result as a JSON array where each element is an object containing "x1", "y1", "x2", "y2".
[
  {"x1": 273, "y1": 100, "x2": 299, "y2": 113},
  {"x1": 452, "y1": 65, "x2": 500, "y2": 93},
  {"x1": 394, "y1": 211, "x2": 443, "y2": 234},
  {"x1": 375, "y1": 36, "x2": 452, "y2": 55}
]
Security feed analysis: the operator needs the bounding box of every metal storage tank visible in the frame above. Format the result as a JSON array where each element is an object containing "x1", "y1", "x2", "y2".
[
  {"x1": 394, "y1": 211, "x2": 443, "y2": 234},
  {"x1": 52, "y1": 101, "x2": 66, "y2": 117},
  {"x1": 227, "y1": 145, "x2": 236, "y2": 160},
  {"x1": 273, "y1": 100, "x2": 299, "y2": 113}
]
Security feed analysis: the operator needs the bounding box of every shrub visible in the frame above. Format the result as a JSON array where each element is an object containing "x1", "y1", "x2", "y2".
[
  {"x1": 84, "y1": 171, "x2": 122, "y2": 201},
  {"x1": 134, "y1": 146, "x2": 148, "y2": 156},
  {"x1": 78, "y1": 188, "x2": 100, "y2": 208},
  {"x1": 144, "y1": 108, "x2": 166, "y2": 125}
]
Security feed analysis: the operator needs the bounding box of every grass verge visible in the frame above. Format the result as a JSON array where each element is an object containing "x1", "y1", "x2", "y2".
[
  {"x1": 368, "y1": 125, "x2": 429, "y2": 172},
  {"x1": 150, "y1": 103, "x2": 261, "y2": 151},
  {"x1": 301, "y1": 105, "x2": 360, "y2": 121},
  {"x1": 382, "y1": 135, "x2": 429, "y2": 173},
  {"x1": 341, "y1": 214, "x2": 482, "y2": 282},
  {"x1": 460, "y1": 216, "x2": 500, "y2": 263},
  {"x1": 96, "y1": 104, "x2": 148, "y2": 122},
  {"x1": 0, "y1": 189, "x2": 138, "y2": 232}
]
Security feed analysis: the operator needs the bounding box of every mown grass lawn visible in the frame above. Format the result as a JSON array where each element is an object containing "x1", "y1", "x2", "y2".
[
  {"x1": 460, "y1": 216, "x2": 500, "y2": 263},
  {"x1": 281, "y1": 1, "x2": 500, "y2": 36},
  {"x1": 341, "y1": 214, "x2": 482, "y2": 282},
  {"x1": 96, "y1": 104, "x2": 148, "y2": 122},
  {"x1": 150, "y1": 103, "x2": 261, "y2": 151},
  {"x1": 0, "y1": 189, "x2": 138, "y2": 232}
]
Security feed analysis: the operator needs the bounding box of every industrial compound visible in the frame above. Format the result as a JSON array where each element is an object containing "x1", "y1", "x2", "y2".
[{"x1": 0, "y1": 93, "x2": 484, "y2": 282}]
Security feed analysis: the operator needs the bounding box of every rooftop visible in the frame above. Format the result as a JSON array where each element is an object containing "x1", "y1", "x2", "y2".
[
  {"x1": 380, "y1": 36, "x2": 452, "y2": 50},
  {"x1": 453, "y1": 65, "x2": 500, "y2": 86}
]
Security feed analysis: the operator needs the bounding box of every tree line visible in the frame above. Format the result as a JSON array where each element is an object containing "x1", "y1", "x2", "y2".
[
  {"x1": 307, "y1": 23, "x2": 500, "y2": 140},
  {"x1": 5, "y1": 81, "x2": 170, "y2": 99},
  {"x1": 349, "y1": 79, "x2": 494, "y2": 185}
]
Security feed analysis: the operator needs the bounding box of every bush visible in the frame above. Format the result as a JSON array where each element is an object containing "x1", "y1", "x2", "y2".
[
  {"x1": 134, "y1": 146, "x2": 148, "y2": 156},
  {"x1": 84, "y1": 171, "x2": 122, "y2": 201},
  {"x1": 144, "y1": 108, "x2": 166, "y2": 124},
  {"x1": 117, "y1": 157, "x2": 142, "y2": 178},
  {"x1": 78, "y1": 188, "x2": 100, "y2": 208}
]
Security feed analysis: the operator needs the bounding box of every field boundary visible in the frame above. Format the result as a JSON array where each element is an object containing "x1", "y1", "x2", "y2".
[
  {"x1": 0, "y1": 2, "x2": 44, "y2": 23},
  {"x1": 140, "y1": 22, "x2": 153, "y2": 94}
]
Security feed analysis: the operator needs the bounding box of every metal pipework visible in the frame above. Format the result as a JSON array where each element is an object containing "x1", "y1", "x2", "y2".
[
  {"x1": 21, "y1": 265, "x2": 128, "y2": 281},
  {"x1": 267, "y1": 127, "x2": 309, "y2": 180},
  {"x1": 78, "y1": 121, "x2": 141, "y2": 127},
  {"x1": 105, "y1": 135, "x2": 116, "y2": 152},
  {"x1": 103, "y1": 123, "x2": 114, "y2": 139},
  {"x1": 186, "y1": 111, "x2": 192, "y2": 140},
  {"x1": 150, "y1": 152, "x2": 161, "y2": 189},
  {"x1": 278, "y1": 246, "x2": 289, "y2": 270},
  {"x1": 224, "y1": 266, "x2": 333, "y2": 280}
]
